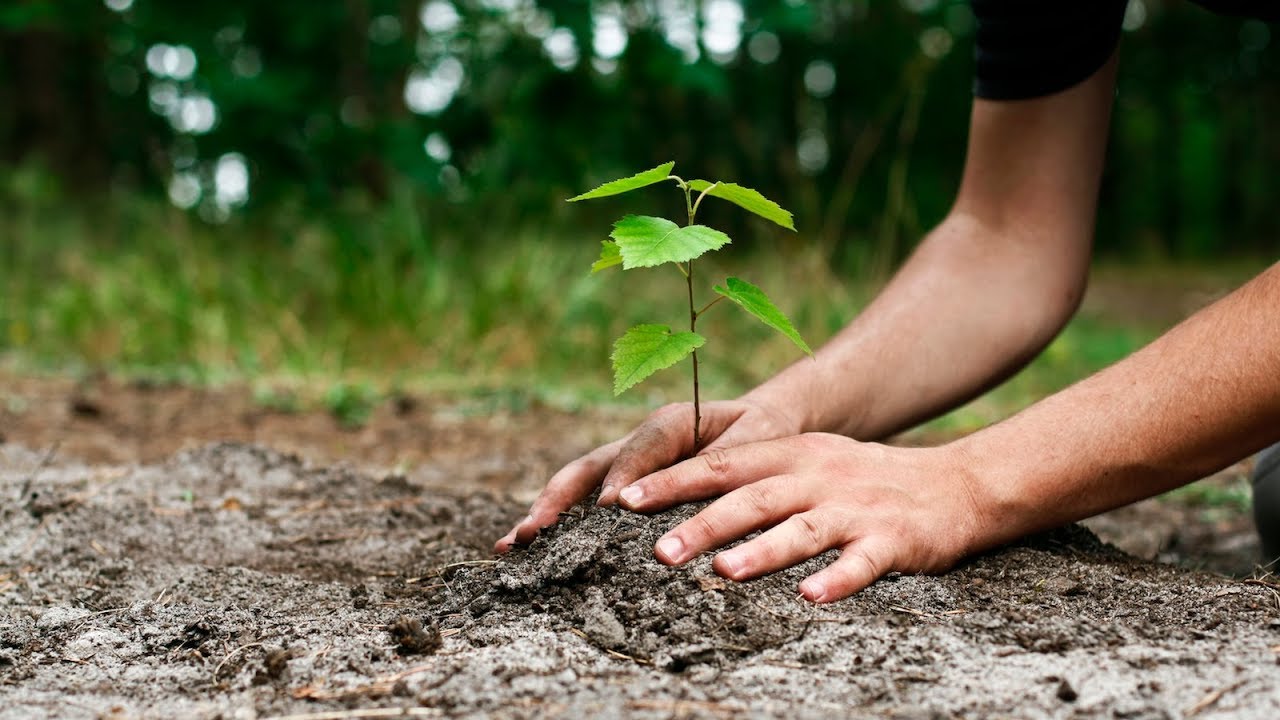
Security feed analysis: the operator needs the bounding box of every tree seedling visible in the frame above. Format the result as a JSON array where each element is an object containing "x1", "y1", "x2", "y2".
[{"x1": 569, "y1": 162, "x2": 812, "y2": 448}]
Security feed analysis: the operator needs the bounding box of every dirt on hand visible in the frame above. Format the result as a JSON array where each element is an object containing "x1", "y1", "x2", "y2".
[{"x1": 2, "y1": 441, "x2": 1278, "y2": 719}]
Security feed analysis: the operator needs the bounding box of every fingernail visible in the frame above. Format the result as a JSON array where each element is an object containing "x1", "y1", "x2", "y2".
[
  {"x1": 800, "y1": 578, "x2": 827, "y2": 602},
  {"x1": 717, "y1": 551, "x2": 745, "y2": 577},
  {"x1": 597, "y1": 485, "x2": 616, "y2": 506},
  {"x1": 619, "y1": 485, "x2": 645, "y2": 507},
  {"x1": 655, "y1": 536, "x2": 684, "y2": 563}
]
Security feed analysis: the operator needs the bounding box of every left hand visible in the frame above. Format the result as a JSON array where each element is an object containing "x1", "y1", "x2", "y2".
[{"x1": 616, "y1": 433, "x2": 988, "y2": 603}]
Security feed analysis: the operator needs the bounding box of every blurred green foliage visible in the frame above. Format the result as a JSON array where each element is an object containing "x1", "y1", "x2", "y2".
[
  {"x1": 1, "y1": 0, "x2": 1277, "y2": 428},
  {"x1": 1, "y1": 0, "x2": 1277, "y2": 263},
  {"x1": 0, "y1": 182, "x2": 1177, "y2": 432}
]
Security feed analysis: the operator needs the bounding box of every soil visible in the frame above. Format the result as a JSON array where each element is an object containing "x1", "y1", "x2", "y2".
[{"x1": 2, "y1": 377, "x2": 1278, "y2": 718}]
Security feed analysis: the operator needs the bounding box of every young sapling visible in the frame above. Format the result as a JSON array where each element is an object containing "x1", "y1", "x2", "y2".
[{"x1": 569, "y1": 162, "x2": 812, "y2": 449}]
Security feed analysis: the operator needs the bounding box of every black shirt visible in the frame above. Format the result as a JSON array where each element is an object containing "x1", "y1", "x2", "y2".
[{"x1": 972, "y1": 0, "x2": 1280, "y2": 100}]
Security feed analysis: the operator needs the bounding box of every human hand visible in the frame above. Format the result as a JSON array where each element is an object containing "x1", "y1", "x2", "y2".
[
  {"x1": 614, "y1": 433, "x2": 985, "y2": 603},
  {"x1": 494, "y1": 398, "x2": 802, "y2": 553}
]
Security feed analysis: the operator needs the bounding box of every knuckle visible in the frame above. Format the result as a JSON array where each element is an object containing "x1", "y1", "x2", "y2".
[
  {"x1": 847, "y1": 545, "x2": 887, "y2": 581},
  {"x1": 573, "y1": 455, "x2": 605, "y2": 476},
  {"x1": 701, "y1": 448, "x2": 732, "y2": 477},
  {"x1": 737, "y1": 483, "x2": 776, "y2": 518},
  {"x1": 648, "y1": 467, "x2": 680, "y2": 493},
  {"x1": 792, "y1": 513, "x2": 826, "y2": 548},
  {"x1": 750, "y1": 538, "x2": 780, "y2": 567},
  {"x1": 685, "y1": 511, "x2": 723, "y2": 544}
]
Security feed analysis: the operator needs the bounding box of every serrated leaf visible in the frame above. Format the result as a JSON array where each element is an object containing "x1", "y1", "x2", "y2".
[
  {"x1": 713, "y1": 277, "x2": 812, "y2": 356},
  {"x1": 610, "y1": 215, "x2": 731, "y2": 268},
  {"x1": 591, "y1": 240, "x2": 622, "y2": 273},
  {"x1": 611, "y1": 324, "x2": 706, "y2": 395},
  {"x1": 568, "y1": 162, "x2": 676, "y2": 202},
  {"x1": 688, "y1": 180, "x2": 795, "y2": 231}
]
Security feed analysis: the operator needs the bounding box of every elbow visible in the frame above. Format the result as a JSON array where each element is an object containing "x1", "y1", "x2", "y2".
[
  {"x1": 1004, "y1": 238, "x2": 1090, "y2": 362},
  {"x1": 943, "y1": 210, "x2": 1091, "y2": 354}
]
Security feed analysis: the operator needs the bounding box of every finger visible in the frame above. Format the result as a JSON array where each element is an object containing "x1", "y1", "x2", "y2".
[
  {"x1": 495, "y1": 439, "x2": 624, "y2": 552},
  {"x1": 798, "y1": 536, "x2": 897, "y2": 603},
  {"x1": 652, "y1": 475, "x2": 810, "y2": 565},
  {"x1": 711, "y1": 510, "x2": 842, "y2": 582},
  {"x1": 493, "y1": 527, "x2": 518, "y2": 554},
  {"x1": 598, "y1": 404, "x2": 697, "y2": 504},
  {"x1": 697, "y1": 406, "x2": 789, "y2": 456},
  {"x1": 617, "y1": 439, "x2": 797, "y2": 512}
]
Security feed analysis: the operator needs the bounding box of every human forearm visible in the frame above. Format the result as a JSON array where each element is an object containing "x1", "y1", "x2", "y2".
[
  {"x1": 956, "y1": 262, "x2": 1280, "y2": 549},
  {"x1": 745, "y1": 211, "x2": 1088, "y2": 439},
  {"x1": 747, "y1": 60, "x2": 1117, "y2": 440}
]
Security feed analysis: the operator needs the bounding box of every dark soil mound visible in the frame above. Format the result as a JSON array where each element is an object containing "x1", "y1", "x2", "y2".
[{"x1": 444, "y1": 496, "x2": 821, "y2": 670}]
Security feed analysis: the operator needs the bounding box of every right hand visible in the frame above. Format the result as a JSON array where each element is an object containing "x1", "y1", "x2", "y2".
[{"x1": 493, "y1": 398, "x2": 802, "y2": 553}]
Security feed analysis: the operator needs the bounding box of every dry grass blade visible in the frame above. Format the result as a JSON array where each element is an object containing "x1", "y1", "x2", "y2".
[
  {"x1": 1185, "y1": 680, "x2": 1246, "y2": 717},
  {"x1": 292, "y1": 662, "x2": 442, "y2": 701},
  {"x1": 437, "y1": 560, "x2": 498, "y2": 571},
  {"x1": 213, "y1": 642, "x2": 264, "y2": 680},
  {"x1": 888, "y1": 604, "x2": 965, "y2": 620},
  {"x1": 604, "y1": 648, "x2": 652, "y2": 665},
  {"x1": 262, "y1": 709, "x2": 441, "y2": 720},
  {"x1": 628, "y1": 699, "x2": 742, "y2": 716}
]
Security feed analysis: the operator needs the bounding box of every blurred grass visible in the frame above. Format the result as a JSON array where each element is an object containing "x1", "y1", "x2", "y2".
[{"x1": 0, "y1": 178, "x2": 1258, "y2": 434}]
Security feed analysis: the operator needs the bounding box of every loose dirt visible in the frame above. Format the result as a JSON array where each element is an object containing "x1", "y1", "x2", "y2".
[{"x1": 3, "y1": 438, "x2": 1278, "y2": 719}]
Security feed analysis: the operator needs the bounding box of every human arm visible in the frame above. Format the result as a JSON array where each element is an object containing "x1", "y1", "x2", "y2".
[
  {"x1": 495, "y1": 53, "x2": 1120, "y2": 553},
  {"x1": 743, "y1": 50, "x2": 1117, "y2": 439},
  {"x1": 619, "y1": 259, "x2": 1280, "y2": 602}
]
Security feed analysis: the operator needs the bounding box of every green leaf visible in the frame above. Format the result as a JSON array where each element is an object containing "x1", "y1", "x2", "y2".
[
  {"x1": 610, "y1": 215, "x2": 731, "y2": 268},
  {"x1": 713, "y1": 277, "x2": 812, "y2": 356},
  {"x1": 688, "y1": 180, "x2": 795, "y2": 231},
  {"x1": 611, "y1": 324, "x2": 706, "y2": 395},
  {"x1": 568, "y1": 162, "x2": 676, "y2": 202},
  {"x1": 591, "y1": 240, "x2": 622, "y2": 273}
]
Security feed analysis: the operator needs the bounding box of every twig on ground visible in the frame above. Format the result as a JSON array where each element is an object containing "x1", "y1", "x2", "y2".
[
  {"x1": 18, "y1": 516, "x2": 51, "y2": 558},
  {"x1": 1244, "y1": 581, "x2": 1280, "y2": 612},
  {"x1": 87, "y1": 607, "x2": 126, "y2": 617},
  {"x1": 437, "y1": 560, "x2": 498, "y2": 571},
  {"x1": 889, "y1": 605, "x2": 929, "y2": 617},
  {"x1": 888, "y1": 605, "x2": 966, "y2": 620},
  {"x1": 61, "y1": 467, "x2": 128, "y2": 508},
  {"x1": 403, "y1": 573, "x2": 449, "y2": 590},
  {"x1": 627, "y1": 699, "x2": 741, "y2": 716},
  {"x1": 1185, "y1": 681, "x2": 1246, "y2": 717},
  {"x1": 213, "y1": 642, "x2": 265, "y2": 680},
  {"x1": 262, "y1": 709, "x2": 441, "y2": 720},
  {"x1": 19, "y1": 441, "x2": 61, "y2": 502},
  {"x1": 291, "y1": 661, "x2": 446, "y2": 701},
  {"x1": 604, "y1": 648, "x2": 652, "y2": 665}
]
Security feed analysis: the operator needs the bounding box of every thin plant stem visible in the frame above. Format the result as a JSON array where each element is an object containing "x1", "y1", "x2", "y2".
[
  {"x1": 683, "y1": 182, "x2": 701, "y2": 450},
  {"x1": 695, "y1": 295, "x2": 725, "y2": 318},
  {"x1": 688, "y1": 258, "x2": 701, "y2": 450},
  {"x1": 692, "y1": 182, "x2": 718, "y2": 217}
]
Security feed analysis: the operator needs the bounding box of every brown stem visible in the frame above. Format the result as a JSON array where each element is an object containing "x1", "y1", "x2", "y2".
[{"x1": 688, "y1": 258, "x2": 701, "y2": 450}]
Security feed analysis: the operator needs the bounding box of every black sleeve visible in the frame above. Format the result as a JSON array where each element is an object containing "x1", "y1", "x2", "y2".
[{"x1": 971, "y1": 0, "x2": 1130, "y2": 100}]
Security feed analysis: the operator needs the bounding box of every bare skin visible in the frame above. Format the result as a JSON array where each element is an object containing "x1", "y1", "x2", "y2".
[{"x1": 495, "y1": 54, "x2": 1280, "y2": 602}]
